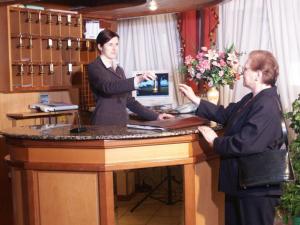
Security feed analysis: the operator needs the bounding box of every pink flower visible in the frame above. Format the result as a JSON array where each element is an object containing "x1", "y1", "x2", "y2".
[
  {"x1": 182, "y1": 44, "x2": 240, "y2": 88},
  {"x1": 219, "y1": 51, "x2": 225, "y2": 58},
  {"x1": 185, "y1": 55, "x2": 194, "y2": 65},
  {"x1": 199, "y1": 60, "x2": 209, "y2": 70},
  {"x1": 196, "y1": 65, "x2": 206, "y2": 74},
  {"x1": 207, "y1": 80, "x2": 213, "y2": 87},
  {"x1": 196, "y1": 52, "x2": 204, "y2": 60},
  {"x1": 219, "y1": 59, "x2": 226, "y2": 67}
]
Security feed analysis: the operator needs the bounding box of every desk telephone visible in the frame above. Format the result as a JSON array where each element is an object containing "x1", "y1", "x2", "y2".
[{"x1": 174, "y1": 102, "x2": 197, "y2": 114}]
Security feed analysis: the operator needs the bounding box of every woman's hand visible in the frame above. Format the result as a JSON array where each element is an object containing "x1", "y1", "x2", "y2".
[
  {"x1": 178, "y1": 83, "x2": 201, "y2": 105},
  {"x1": 197, "y1": 126, "x2": 218, "y2": 147},
  {"x1": 134, "y1": 72, "x2": 157, "y2": 84},
  {"x1": 157, "y1": 113, "x2": 174, "y2": 120}
]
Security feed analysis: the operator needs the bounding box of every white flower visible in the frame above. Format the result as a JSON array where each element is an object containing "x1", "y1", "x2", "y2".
[
  {"x1": 212, "y1": 61, "x2": 220, "y2": 67},
  {"x1": 188, "y1": 67, "x2": 195, "y2": 77},
  {"x1": 231, "y1": 62, "x2": 239, "y2": 72},
  {"x1": 227, "y1": 52, "x2": 238, "y2": 62},
  {"x1": 201, "y1": 46, "x2": 208, "y2": 51},
  {"x1": 205, "y1": 49, "x2": 218, "y2": 61}
]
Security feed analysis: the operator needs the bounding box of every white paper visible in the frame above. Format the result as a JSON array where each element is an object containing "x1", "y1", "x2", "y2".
[
  {"x1": 48, "y1": 39, "x2": 53, "y2": 47},
  {"x1": 67, "y1": 14, "x2": 72, "y2": 24},
  {"x1": 68, "y1": 63, "x2": 72, "y2": 73},
  {"x1": 84, "y1": 21, "x2": 103, "y2": 39},
  {"x1": 49, "y1": 63, "x2": 54, "y2": 73}
]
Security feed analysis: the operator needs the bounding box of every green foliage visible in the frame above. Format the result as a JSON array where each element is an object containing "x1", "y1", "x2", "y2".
[
  {"x1": 286, "y1": 94, "x2": 300, "y2": 134},
  {"x1": 280, "y1": 94, "x2": 300, "y2": 223}
]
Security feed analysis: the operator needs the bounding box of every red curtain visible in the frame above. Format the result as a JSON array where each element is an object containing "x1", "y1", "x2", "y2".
[
  {"x1": 179, "y1": 10, "x2": 198, "y2": 58},
  {"x1": 179, "y1": 6, "x2": 219, "y2": 93},
  {"x1": 179, "y1": 10, "x2": 198, "y2": 92},
  {"x1": 179, "y1": 6, "x2": 219, "y2": 57},
  {"x1": 201, "y1": 6, "x2": 219, "y2": 48}
]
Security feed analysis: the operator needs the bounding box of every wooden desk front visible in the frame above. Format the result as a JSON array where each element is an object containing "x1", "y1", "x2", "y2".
[{"x1": 5, "y1": 133, "x2": 224, "y2": 225}]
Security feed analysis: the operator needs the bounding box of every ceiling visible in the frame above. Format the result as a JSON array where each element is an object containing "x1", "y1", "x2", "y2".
[
  {"x1": 79, "y1": 0, "x2": 223, "y2": 19},
  {"x1": 0, "y1": 0, "x2": 223, "y2": 19}
]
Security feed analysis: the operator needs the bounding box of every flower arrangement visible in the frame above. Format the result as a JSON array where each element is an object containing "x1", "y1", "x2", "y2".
[{"x1": 182, "y1": 44, "x2": 241, "y2": 88}]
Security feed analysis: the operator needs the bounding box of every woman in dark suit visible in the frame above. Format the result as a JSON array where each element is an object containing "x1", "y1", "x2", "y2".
[
  {"x1": 179, "y1": 50, "x2": 282, "y2": 225},
  {"x1": 88, "y1": 29, "x2": 173, "y2": 125}
]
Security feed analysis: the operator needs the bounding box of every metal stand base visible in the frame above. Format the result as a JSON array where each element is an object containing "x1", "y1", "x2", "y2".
[{"x1": 130, "y1": 167, "x2": 182, "y2": 212}]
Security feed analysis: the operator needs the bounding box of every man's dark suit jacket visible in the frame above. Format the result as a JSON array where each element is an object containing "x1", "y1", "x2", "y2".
[
  {"x1": 88, "y1": 57, "x2": 158, "y2": 126},
  {"x1": 196, "y1": 87, "x2": 282, "y2": 196}
]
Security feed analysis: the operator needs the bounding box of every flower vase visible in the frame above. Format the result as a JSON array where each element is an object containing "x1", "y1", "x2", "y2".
[{"x1": 207, "y1": 86, "x2": 219, "y2": 127}]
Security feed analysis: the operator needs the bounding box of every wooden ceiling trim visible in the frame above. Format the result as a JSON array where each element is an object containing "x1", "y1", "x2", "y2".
[
  {"x1": 82, "y1": 0, "x2": 224, "y2": 19},
  {"x1": 1, "y1": 0, "x2": 224, "y2": 19}
]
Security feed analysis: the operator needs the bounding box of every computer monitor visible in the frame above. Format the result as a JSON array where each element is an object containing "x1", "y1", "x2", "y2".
[{"x1": 132, "y1": 70, "x2": 174, "y2": 107}]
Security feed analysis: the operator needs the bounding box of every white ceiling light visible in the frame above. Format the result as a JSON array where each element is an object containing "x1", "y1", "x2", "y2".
[{"x1": 148, "y1": 0, "x2": 158, "y2": 11}]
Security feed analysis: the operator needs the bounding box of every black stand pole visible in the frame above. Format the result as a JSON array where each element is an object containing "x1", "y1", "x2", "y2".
[
  {"x1": 70, "y1": 110, "x2": 87, "y2": 133},
  {"x1": 130, "y1": 167, "x2": 182, "y2": 212}
]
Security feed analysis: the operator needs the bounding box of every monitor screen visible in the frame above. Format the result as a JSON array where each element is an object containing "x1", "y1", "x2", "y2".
[
  {"x1": 136, "y1": 72, "x2": 169, "y2": 97},
  {"x1": 132, "y1": 70, "x2": 174, "y2": 107}
]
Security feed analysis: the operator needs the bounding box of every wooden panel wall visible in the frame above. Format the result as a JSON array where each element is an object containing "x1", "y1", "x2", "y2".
[
  {"x1": 0, "y1": 136, "x2": 13, "y2": 225},
  {"x1": 38, "y1": 171, "x2": 100, "y2": 225},
  {"x1": 0, "y1": 89, "x2": 78, "y2": 225},
  {"x1": 0, "y1": 7, "x2": 11, "y2": 92},
  {"x1": 0, "y1": 7, "x2": 117, "y2": 225},
  {"x1": 0, "y1": 5, "x2": 117, "y2": 225},
  {"x1": 0, "y1": 89, "x2": 78, "y2": 130},
  {"x1": 195, "y1": 158, "x2": 225, "y2": 225}
]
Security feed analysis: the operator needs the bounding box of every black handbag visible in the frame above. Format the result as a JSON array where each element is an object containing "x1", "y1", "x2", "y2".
[{"x1": 238, "y1": 98, "x2": 295, "y2": 188}]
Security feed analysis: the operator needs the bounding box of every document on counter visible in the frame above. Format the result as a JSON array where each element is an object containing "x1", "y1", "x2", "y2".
[
  {"x1": 127, "y1": 115, "x2": 208, "y2": 131},
  {"x1": 126, "y1": 124, "x2": 166, "y2": 131}
]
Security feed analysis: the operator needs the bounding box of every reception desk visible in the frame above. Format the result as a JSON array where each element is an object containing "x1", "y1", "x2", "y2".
[{"x1": 2, "y1": 124, "x2": 224, "y2": 225}]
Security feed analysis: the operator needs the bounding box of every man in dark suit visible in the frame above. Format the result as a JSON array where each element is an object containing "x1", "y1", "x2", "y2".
[
  {"x1": 88, "y1": 29, "x2": 173, "y2": 126},
  {"x1": 179, "y1": 50, "x2": 282, "y2": 225}
]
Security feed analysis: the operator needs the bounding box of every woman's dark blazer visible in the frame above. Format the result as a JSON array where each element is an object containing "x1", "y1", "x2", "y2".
[
  {"x1": 196, "y1": 87, "x2": 282, "y2": 196},
  {"x1": 88, "y1": 57, "x2": 158, "y2": 126}
]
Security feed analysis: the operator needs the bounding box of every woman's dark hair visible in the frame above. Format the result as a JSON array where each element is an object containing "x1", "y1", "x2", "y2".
[
  {"x1": 249, "y1": 50, "x2": 279, "y2": 86},
  {"x1": 96, "y1": 29, "x2": 119, "y2": 47}
]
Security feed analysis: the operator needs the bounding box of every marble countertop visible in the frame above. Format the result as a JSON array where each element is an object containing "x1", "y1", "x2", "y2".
[
  {"x1": 0, "y1": 123, "x2": 222, "y2": 141},
  {"x1": 1, "y1": 124, "x2": 199, "y2": 140}
]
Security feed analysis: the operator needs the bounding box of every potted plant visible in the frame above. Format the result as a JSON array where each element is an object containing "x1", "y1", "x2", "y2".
[{"x1": 279, "y1": 94, "x2": 300, "y2": 225}]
